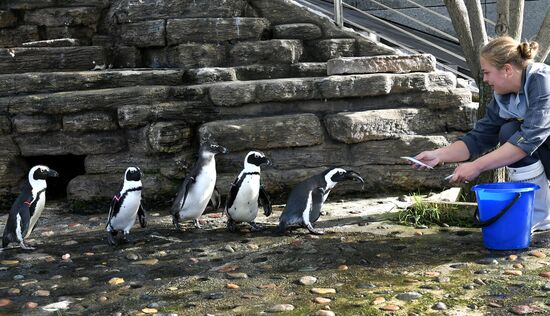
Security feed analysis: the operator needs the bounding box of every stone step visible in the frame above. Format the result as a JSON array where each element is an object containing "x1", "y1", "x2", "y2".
[
  {"x1": 180, "y1": 71, "x2": 468, "y2": 108},
  {"x1": 0, "y1": 1, "x2": 110, "y2": 10},
  {"x1": 327, "y1": 54, "x2": 437, "y2": 75},
  {"x1": 0, "y1": 69, "x2": 185, "y2": 97},
  {"x1": 0, "y1": 46, "x2": 106, "y2": 73},
  {"x1": 3, "y1": 86, "x2": 173, "y2": 115},
  {"x1": 324, "y1": 107, "x2": 478, "y2": 144},
  {"x1": 183, "y1": 63, "x2": 327, "y2": 84}
]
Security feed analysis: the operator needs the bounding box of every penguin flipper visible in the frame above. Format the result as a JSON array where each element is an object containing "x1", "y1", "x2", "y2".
[
  {"x1": 171, "y1": 176, "x2": 194, "y2": 215},
  {"x1": 138, "y1": 203, "x2": 147, "y2": 228},
  {"x1": 258, "y1": 185, "x2": 272, "y2": 217},
  {"x1": 225, "y1": 176, "x2": 240, "y2": 212}
]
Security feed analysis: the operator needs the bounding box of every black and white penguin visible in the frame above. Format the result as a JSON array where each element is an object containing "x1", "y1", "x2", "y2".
[
  {"x1": 1, "y1": 165, "x2": 59, "y2": 251},
  {"x1": 105, "y1": 166, "x2": 146, "y2": 245},
  {"x1": 275, "y1": 167, "x2": 364, "y2": 235},
  {"x1": 225, "y1": 151, "x2": 272, "y2": 232},
  {"x1": 171, "y1": 141, "x2": 228, "y2": 230}
]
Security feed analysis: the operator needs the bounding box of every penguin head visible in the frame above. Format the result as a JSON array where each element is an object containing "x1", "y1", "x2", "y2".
[
  {"x1": 324, "y1": 167, "x2": 364, "y2": 187},
  {"x1": 125, "y1": 166, "x2": 142, "y2": 182},
  {"x1": 245, "y1": 151, "x2": 271, "y2": 167},
  {"x1": 200, "y1": 141, "x2": 228, "y2": 158},
  {"x1": 29, "y1": 165, "x2": 59, "y2": 182}
]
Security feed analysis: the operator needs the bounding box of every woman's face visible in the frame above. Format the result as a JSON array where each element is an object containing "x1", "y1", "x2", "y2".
[{"x1": 480, "y1": 57, "x2": 514, "y2": 94}]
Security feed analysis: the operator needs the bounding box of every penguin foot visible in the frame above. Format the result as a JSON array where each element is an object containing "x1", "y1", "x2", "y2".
[
  {"x1": 306, "y1": 224, "x2": 324, "y2": 235},
  {"x1": 107, "y1": 232, "x2": 117, "y2": 246},
  {"x1": 193, "y1": 219, "x2": 202, "y2": 229},
  {"x1": 121, "y1": 233, "x2": 131, "y2": 244},
  {"x1": 227, "y1": 218, "x2": 237, "y2": 233},
  {"x1": 20, "y1": 242, "x2": 35, "y2": 250},
  {"x1": 249, "y1": 222, "x2": 264, "y2": 232},
  {"x1": 172, "y1": 217, "x2": 182, "y2": 231}
]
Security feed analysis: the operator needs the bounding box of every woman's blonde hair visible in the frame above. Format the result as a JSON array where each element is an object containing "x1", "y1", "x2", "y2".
[{"x1": 480, "y1": 36, "x2": 539, "y2": 69}]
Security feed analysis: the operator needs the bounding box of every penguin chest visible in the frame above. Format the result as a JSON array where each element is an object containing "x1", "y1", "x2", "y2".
[
  {"x1": 25, "y1": 191, "x2": 46, "y2": 238},
  {"x1": 111, "y1": 191, "x2": 141, "y2": 231},
  {"x1": 181, "y1": 167, "x2": 216, "y2": 219},
  {"x1": 228, "y1": 177, "x2": 260, "y2": 222}
]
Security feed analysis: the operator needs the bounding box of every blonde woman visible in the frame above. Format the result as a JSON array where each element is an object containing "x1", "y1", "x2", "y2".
[{"x1": 415, "y1": 36, "x2": 550, "y2": 231}]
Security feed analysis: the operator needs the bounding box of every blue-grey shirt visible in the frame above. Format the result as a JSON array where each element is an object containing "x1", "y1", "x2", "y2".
[{"x1": 460, "y1": 62, "x2": 550, "y2": 158}]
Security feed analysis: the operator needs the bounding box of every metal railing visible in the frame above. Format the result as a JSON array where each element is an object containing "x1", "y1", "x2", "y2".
[{"x1": 301, "y1": 0, "x2": 484, "y2": 81}]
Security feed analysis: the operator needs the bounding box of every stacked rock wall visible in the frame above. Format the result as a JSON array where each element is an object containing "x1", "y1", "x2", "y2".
[{"x1": 0, "y1": 0, "x2": 476, "y2": 211}]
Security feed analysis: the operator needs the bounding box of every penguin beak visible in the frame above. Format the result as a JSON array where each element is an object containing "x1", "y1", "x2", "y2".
[
  {"x1": 218, "y1": 146, "x2": 228, "y2": 154},
  {"x1": 48, "y1": 169, "x2": 59, "y2": 178},
  {"x1": 345, "y1": 170, "x2": 364, "y2": 184}
]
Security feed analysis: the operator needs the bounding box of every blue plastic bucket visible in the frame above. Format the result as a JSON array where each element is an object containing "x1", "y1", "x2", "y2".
[{"x1": 472, "y1": 182, "x2": 540, "y2": 250}]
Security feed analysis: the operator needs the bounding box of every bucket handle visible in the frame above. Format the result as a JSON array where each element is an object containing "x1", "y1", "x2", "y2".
[{"x1": 474, "y1": 192, "x2": 521, "y2": 227}]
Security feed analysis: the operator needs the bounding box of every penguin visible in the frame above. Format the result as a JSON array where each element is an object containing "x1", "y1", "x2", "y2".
[
  {"x1": 225, "y1": 151, "x2": 272, "y2": 232},
  {"x1": 275, "y1": 167, "x2": 364, "y2": 235},
  {"x1": 1, "y1": 165, "x2": 59, "y2": 251},
  {"x1": 105, "y1": 166, "x2": 146, "y2": 245},
  {"x1": 171, "y1": 141, "x2": 228, "y2": 230}
]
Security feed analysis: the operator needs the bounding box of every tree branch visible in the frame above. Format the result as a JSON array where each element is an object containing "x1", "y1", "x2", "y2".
[
  {"x1": 464, "y1": 0, "x2": 488, "y2": 62},
  {"x1": 495, "y1": 0, "x2": 509, "y2": 36},
  {"x1": 508, "y1": 0, "x2": 524, "y2": 41},
  {"x1": 444, "y1": 0, "x2": 480, "y2": 85},
  {"x1": 534, "y1": 9, "x2": 550, "y2": 62}
]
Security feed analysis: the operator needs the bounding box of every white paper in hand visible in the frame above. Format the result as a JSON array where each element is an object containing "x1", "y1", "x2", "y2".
[{"x1": 400, "y1": 156, "x2": 434, "y2": 169}]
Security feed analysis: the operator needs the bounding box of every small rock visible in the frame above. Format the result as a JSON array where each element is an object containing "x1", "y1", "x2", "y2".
[
  {"x1": 1, "y1": 260, "x2": 19, "y2": 265},
  {"x1": 504, "y1": 270, "x2": 522, "y2": 276},
  {"x1": 508, "y1": 255, "x2": 518, "y2": 261},
  {"x1": 313, "y1": 297, "x2": 331, "y2": 304},
  {"x1": 315, "y1": 310, "x2": 335, "y2": 316},
  {"x1": 266, "y1": 304, "x2": 294, "y2": 312},
  {"x1": 8, "y1": 288, "x2": 20, "y2": 295},
  {"x1": 450, "y1": 263, "x2": 468, "y2": 269},
  {"x1": 424, "y1": 271, "x2": 440, "y2": 277},
  {"x1": 463, "y1": 284, "x2": 475, "y2": 290},
  {"x1": 539, "y1": 271, "x2": 550, "y2": 278},
  {"x1": 396, "y1": 292, "x2": 422, "y2": 301},
  {"x1": 41, "y1": 231, "x2": 54, "y2": 237},
  {"x1": 432, "y1": 302, "x2": 447, "y2": 310},
  {"x1": 311, "y1": 288, "x2": 336, "y2": 295},
  {"x1": 478, "y1": 258, "x2": 499, "y2": 265},
  {"x1": 13, "y1": 275, "x2": 24, "y2": 280},
  {"x1": 61, "y1": 254, "x2": 70, "y2": 260},
  {"x1": 98, "y1": 296, "x2": 108, "y2": 303},
  {"x1": 258, "y1": 283, "x2": 276, "y2": 289},
  {"x1": 299, "y1": 276, "x2": 317, "y2": 285},
  {"x1": 206, "y1": 292, "x2": 224, "y2": 300},
  {"x1": 473, "y1": 278, "x2": 486, "y2": 285},
  {"x1": 24, "y1": 302, "x2": 38, "y2": 310},
  {"x1": 380, "y1": 303, "x2": 400, "y2": 311},
  {"x1": 126, "y1": 253, "x2": 139, "y2": 261},
  {"x1": 338, "y1": 265, "x2": 348, "y2": 271},
  {"x1": 32, "y1": 290, "x2": 50, "y2": 297},
  {"x1": 510, "y1": 305, "x2": 544, "y2": 314},
  {"x1": 142, "y1": 307, "x2": 158, "y2": 314},
  {"x1": 224, "y1": 245, "x2": 235, "y2": 253},
  {"x1": 108, "y1": 277, "x2": 125, "y2": 285},
  {"x1": 437, "y1": 276, "x2": 451, "y2": 283},
  {"x1": 0, "y1": 299, "x2": 12, "y2": 307},
  {"x1": 372, "y1": 297, "x2": 386, "y2": 305},
  {"x1": 226, "y1": 283, "x2": 239, "y2": 289},
  {"x1": 227, "y1": 272, "x2": 248, "y2": 279},
  {"x1": 513, "y1": 263, "x2": 524, "y2": 269},
  {"x1": 530, "y1": 250, "x2": 546, "y2": 258},
  {"x1": 542, "y1": 283, "x2": 550, "y2": 291},
  {"x1": 62, "y1": 240, "x2": 78, "y2": 246},
  {"x1": 132, "y1": 258, "x2": 159, "y2": 265},
  {"x1": 488, "y1": 302, "x2": 503, "y2": 308}
]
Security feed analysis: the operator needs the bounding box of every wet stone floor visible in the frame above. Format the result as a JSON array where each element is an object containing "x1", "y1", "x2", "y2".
[{"x1": 1, "y1": 197, "x2": 550, "y2": 316}]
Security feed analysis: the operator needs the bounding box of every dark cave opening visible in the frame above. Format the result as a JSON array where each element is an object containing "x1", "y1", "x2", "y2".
[{"x1": 24, "y1": 155, "x2": 86, "y2": 201}]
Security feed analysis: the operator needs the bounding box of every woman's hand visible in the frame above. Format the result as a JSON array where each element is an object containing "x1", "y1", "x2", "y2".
[
  {"x1": 414, "y1": 151, "x2": 441, "y2": 169},
  {"x1": 450, "y1": 162, "x2": 482, "y2": 183}
]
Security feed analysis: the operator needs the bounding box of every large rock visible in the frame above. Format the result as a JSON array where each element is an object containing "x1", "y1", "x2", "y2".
[
  {"x1": 63, "y1": 111, "x2": 117, "y2": 132},
  {"x1": 147, "y1": 122, "x2": 192, "y2": 153},
  {"x1": 0, "y1": 0, "x2": 109, "y2": 10},
  {"x1": 319, "y1": 74, "x2": 392, "y2": 99},
  {"x1": 112, "y1": 0, "x2": 249, "y2": 22},
  {"x1": 327, "y1": 54, "x2": 437, "y2": 75},
  {"x1": 272, "y1": 23, "x2": 322, "y2": 40},
  {"x1": 0, "y1": 69, "x2": 184, "y2": 97},
  {"x1": 143, "y1": 44, "x2": 226, "y2": 68},
  {"x1": 15, "y1": 131, "x2": 127, "y2": 156},
  {"x1": 6, "y1": 86, "x2": 171, "y2": 115},
  {"x1": 184, "y1": 67, "x2": 237, "y2": 84},
  {"x1": 0, "y1": 115, "x2": 11, "y2": 134},
  {"x1": 118, "y1": 101, "x2": 218, "y2": 128},
  {"x1": 12, "y1": 115, "x2": 61, "y2": 133},
  {"x1": 199, "y1": 113, "x2": 323, "y2": 152},
  {"x1": 230, "y1": 40, "x2": 303, "y2": 65},
  {"x1": 0, "y1": 10, "x2": 17, "y2": 28},
  {"x1": 120, "y1": 20, "x2": 165, "y2": 47},
  {"x1": 0, "y1": 46, "x2": 106, "y2": 74},
  {"x1": 24, "y1": 7, "x2": 101, "y2": 27},
  {"x1": 0, "y1": 25, "x2": 39, "y2": 48},
  {"x1": 304, "y1": 39, "x2": 356, "y2": 62},
  {"x1": 324, "y1": 107, "x2": 476, "y2": 143},
  {"x1": 167, "y1": 18, "x2": 269, "y2": 44}
]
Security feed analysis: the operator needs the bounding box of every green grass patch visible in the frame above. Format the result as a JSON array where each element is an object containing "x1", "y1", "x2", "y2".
[{"x1": 397, "y1": 194, "x2": 476, "y2": 227}]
